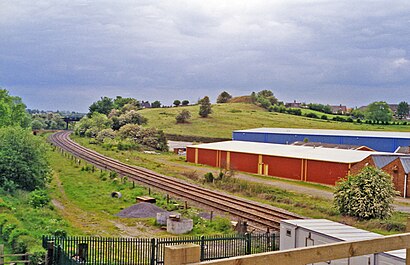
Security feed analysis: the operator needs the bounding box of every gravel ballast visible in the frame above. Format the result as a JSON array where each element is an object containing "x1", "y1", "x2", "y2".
[{"x1": 117, "y1": 202, "x2": 167, "y2": 218}]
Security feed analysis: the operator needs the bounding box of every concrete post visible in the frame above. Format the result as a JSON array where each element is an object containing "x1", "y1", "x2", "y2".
[{"x1": 164, "y1": 244, "x2": 200, "y2": 265}]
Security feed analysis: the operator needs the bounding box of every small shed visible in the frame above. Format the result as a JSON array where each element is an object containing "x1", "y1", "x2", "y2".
[{"x1": 280, "y1": 219, "x2": 405, "y2": 265}]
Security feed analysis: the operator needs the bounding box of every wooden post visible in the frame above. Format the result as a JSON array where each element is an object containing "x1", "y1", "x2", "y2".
[
  {"x1": 167, "y1": 194, "x2": 170, "y2": 204},
  {"x1": 46, "y1": 241, "x2": 54, "y2": 265},
  {"x1": 406, "y1": 218, "x2": 410, "y2": 265},
  {"x1": 184, "y1": 201, "x2": 188, "y2": 209},
  {"x1": 210, "y1": 211, "x2": 214, "y2": 222},
  {"x1": 0, "y1": 244, "x2": 4, "y2": 265},
  {"x1": 164, "y1": 244, "x2": 200, "y2": 265}
]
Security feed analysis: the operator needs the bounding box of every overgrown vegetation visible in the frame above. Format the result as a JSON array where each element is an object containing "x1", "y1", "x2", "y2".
[
  {"x1": 334, "y1": 167, "x2": 397, "y2": 220},
  {"x1": 75, "y1": 96, "x2": 168, "y2": 151}
]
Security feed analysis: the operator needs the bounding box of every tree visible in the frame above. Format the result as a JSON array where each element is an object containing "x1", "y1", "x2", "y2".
[
  {"x1": 216, "y1": 91, "x2": 232, "y2": 103},
  {"x1": 397, "y1": 101, "x2": 409, "y2": 119},
  {"x1": 256, "y1": 90, "x2": 278, "y2": 105},
  {"x1": 118, "y1": 110, "x2": 147, "y2": 127},
  {"x1": 74, "y1": 113, "x2": 112, "y2": 137},
  {"x1": 173, "y1": 100, "x2": 181, "y2": 107},
  {"x1": 0, "y1": 89, "x2": 31, "y2": 128},
  {"x1": 199, "y1": 96, "x2": 212, "y2": 118},
  {"x1": 113, "y1": 96, "x2": 140, "y2": 110},
  {"x1": 181, "y1": 100, "x2": 189, "y2": 106},
  {"x1": 89, "y1": 96, "x2": 114, "y2": 115},
  {"x1": 365, "y1": 101, "x2": 393, "y2": 122},
  {"x1": 151, "y1": 100, "x2": 161, "y2": 108},
  {"x1": 334, "y1": 166, "x2": 397, "y2": 220},
  {"x1": 176, "y1": 110, "x2": 191, "y2": 123},
  {"x1": 350, "y1": 108, "x2": 365, "y2": 119},
  {"x1": 0, "y1": 127, "x2": 51, "y2": 191}
]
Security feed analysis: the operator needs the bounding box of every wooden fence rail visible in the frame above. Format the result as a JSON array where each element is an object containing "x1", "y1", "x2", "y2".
[
  {"x1": 164, "y1": 232, "x2": 410, "y2": 265},
  {"x1": 0, "y1": 245, "x2": 30, "y2": 265}
]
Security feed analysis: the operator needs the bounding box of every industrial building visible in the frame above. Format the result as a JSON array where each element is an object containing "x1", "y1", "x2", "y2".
[
  {"x1": 186, "y1": 141, "x2": 399, "y2": 186},
  {"x1": 186, "y1": 140, "x2": 410, "y2": 196},
  {"x1": 280, "y1": 219, "x2": 405, "y2": 264},
  {"x1": 232, "y1": 128, "x2": 410, "y2": 152}
]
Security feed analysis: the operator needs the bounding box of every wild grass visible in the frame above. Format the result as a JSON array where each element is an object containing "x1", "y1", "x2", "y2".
[{"x1": 139, "y1": 103, "x2": 410, "y2": 138}]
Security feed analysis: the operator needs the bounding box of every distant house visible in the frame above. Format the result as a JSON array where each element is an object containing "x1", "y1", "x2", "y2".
[
  {"x1": 141, "y1": 101, "x2": 151, "y2": 108},
  {"x1": 330, "y1": 104, "x2": 348, "y2": 114},
  {"x1": 285, "y1": 100, "x2": 302, "y2": 108},
  {"x1": 388, "y1": 104, "x2": 399, "y2": 115}
]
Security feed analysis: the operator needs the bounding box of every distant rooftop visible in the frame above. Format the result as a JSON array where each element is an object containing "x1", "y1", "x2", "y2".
[{"x1": 234, "y1": 128, "x2": 410, "y2": 139}]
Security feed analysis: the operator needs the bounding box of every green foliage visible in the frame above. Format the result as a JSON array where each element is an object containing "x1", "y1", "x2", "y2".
[
  {"x1": 151, "y1": 100, "x2": 161, "y2": 108},
  {"x1": 89, "y1": 96, "x2": 114, "y2": 115},
  {"x1": 31, "y1": 112, "x2": 66, "y2": 130},
  {"x1": 74, "y1": 113, "x2": 112, "y2": 137},
  {"x1": 334, "y1": 167, "x2": 397, "y2": 220},
  {"x1": 113, "y1": 96, "x2": 140, "y2": 110},
  {"x1": 307, "y1": 103, "x2": 332, "y2": 114},
  {"x1": 29, "y1": 190, "x2": 50, "y2": 208},
  {"x1": 199, "y1": 96, "x2": 212, "y2": 118},
  {"x1": 96, "y1": 128, "x2": 116, "y2": 143},
  {"x1": 0, "y1": 89, "x2": 31, "y2": 128},
  {"x1": 216, "y1": 91, "x2": 232, "y2": 103},
  {"x1": 117, "y1": 124, "x2": 168, "y2": 151},
  {"x1": 118, "y1": 110, "x2": 147, "y2": 128},
  {"x1": 365, "y1": 101, "x2": 393, "y2": 122},
  {"x1": 0, "y1": 127, "x2": 51, "y2": 191},
  {"x1": 176, "y1": 110, "x2": 191, "y2": 123},
  {"x1": 181, "y1": 100, "x2": 189, "y2": 106},
  {"x1": 173, "y1": 100, "x2": 181, "y2": 107},
  {"x1": 305, "y1": 112, "x2": 318, "y2": 119},
  {"x1": 204, "y1": 172, "x2": 214, "y2": 183},
  {"x1": 397, "y1": 101, "x2": 409, "y2": 119},
  {"x1": 351, "y1": 108, "x2": 365, "y2": 119}
]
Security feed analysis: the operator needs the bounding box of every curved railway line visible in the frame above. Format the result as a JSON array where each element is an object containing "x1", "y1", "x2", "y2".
[{"x1": 49, "y1": 131, "x2": 303, "y2": 231}]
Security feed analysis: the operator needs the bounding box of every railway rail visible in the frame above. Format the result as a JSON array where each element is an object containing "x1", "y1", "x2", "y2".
[{"x1": 49, "y1": 131, "x2": 303, "y2": 231}]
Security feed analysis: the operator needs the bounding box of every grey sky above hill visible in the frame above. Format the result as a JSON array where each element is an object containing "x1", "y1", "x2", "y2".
[{"x1": 1, "y1": 1, "x2": 410, "y2": 112}]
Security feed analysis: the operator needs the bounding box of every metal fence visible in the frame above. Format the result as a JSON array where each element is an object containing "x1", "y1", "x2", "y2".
[{"x1": 43, "y1": 233, "x2": 279, "y2": 265}]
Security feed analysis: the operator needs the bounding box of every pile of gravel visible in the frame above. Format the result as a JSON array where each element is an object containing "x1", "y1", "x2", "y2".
[{"x1": 116, "y1": 202, "x2": 167, "y2": 218}]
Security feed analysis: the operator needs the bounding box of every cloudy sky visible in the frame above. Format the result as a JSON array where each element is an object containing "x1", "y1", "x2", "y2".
[{"x1": 1, "y1": 1, "x2": 410, "y2": 112}]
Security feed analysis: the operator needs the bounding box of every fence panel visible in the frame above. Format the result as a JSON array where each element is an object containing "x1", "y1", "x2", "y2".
[{"x1": 43, "y1": 233, "x2": 279, "y2": 265}]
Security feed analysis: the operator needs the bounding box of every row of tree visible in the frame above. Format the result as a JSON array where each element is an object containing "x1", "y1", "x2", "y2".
[{"x1": 76, "y1": 96, "x2": 168, "y2": 151}]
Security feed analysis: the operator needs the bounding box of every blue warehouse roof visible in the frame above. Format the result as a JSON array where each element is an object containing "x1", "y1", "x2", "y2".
[{"x1": 234, "y1": 128, "x2": 410, "y2": 139}]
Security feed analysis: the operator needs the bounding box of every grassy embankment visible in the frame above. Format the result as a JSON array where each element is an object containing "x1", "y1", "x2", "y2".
[
  {"x1": 139, "y1": 102, "x2": 410, "y2": 138},
  {"x1": 0, "y1": 136, "x2": 234, "y2": 258},
  {"x1": 72, "y1": 134, "x2": 409, "y2": 235}
]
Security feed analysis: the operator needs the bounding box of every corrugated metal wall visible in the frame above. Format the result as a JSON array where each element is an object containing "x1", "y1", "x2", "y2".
[{"x1": 232, "y1": 131, "x2": 410, "y2": 152}]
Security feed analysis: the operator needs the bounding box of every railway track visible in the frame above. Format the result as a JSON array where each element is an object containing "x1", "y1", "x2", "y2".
[{"x1": 49, "y1": 131, "x2": 303, "y2": 231}]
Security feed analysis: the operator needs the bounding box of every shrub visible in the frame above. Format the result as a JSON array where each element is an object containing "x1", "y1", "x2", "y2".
[
  {"x1": 321, "y1": 115, "x2": 328, "y2": 120},
  {"x1": 29, "y1": 190, "x2": 50, "y2": 208},
  {"x1": 204, "y1": 172, "x2": 214, "y2": 183},
  {"x1": 305, "y1": 113, "x2": 318, "y2": 119},
  {"x1": 334, "y1": 167, "x2": 397, "y2": 220},
  {"x1": 175, "y1": 110, "x2": 191, "y2": 124}
]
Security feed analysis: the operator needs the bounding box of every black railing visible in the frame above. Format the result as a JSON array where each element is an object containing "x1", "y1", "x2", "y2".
[{"x1": 43, "y1": 233, "x2": 279, "y2": 265}]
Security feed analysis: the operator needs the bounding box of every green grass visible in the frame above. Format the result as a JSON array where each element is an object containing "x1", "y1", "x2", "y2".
[{"x1": 139, "y1": 103, "x2": 410, "y2": 138}]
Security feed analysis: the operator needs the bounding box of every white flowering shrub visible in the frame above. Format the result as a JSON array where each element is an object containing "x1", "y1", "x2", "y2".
[{"x1": 334, "y1": 166, "x2": 397, "y2": 220}]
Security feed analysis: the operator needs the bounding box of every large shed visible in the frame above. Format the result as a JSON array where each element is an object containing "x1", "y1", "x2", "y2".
[
  {"x1": 232, "y1": 128, "x2": 410, "y2": 152},
  {"x1": 186, "y1": 141, "x2": 394, "y2": 185}
]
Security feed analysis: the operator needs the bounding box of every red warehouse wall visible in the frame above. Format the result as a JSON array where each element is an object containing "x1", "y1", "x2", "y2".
[
  {"x1": 230, "y1": 152, "x2": 259, "y2": 174},
  {"x1": 198, "y1": 149, "x2": 218, "y2": 167},
  {"x1": 306, "y1": 160, "x2": 350, "y2": 185},
  {"x1": 186, "y1": 147, "x2": 196, "y2": 163},
  {"x1": 263, "y1": 156, "x2": 302, "y2": 180}
]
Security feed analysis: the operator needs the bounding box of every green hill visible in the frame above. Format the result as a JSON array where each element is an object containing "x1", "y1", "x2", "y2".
[{"x1": 140, "y1": 103, "x2": 410, "y2": 139}]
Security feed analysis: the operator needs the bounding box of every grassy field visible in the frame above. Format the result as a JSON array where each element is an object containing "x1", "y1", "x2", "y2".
[{"x1": 139, "y1": 103, "x2": 410, "y2": 138}]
